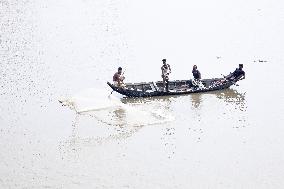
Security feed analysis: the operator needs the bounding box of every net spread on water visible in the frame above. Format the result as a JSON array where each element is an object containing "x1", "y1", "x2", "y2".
[{"x1": 59, "y1": 88, "x2": 175, "y2": 127}]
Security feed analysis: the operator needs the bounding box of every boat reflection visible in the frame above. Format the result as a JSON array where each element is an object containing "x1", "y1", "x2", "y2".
[
  {"x1": 191, "y1": 88, "x2": 246, "y2": 111},
  {"x1": 122, "y1": 88, "x2": 246, "y2": 111},
  {"x1": 210, "y1": 88, "x2": 247, "y2": 112},
  {"x1": 190, "y1": 93, "x2": 203, "y2": 109}
]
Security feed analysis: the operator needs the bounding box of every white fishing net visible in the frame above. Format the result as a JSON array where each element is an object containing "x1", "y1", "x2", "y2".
[{"x1": 59, "y1": 88, "x2": 174, "y2": 127}]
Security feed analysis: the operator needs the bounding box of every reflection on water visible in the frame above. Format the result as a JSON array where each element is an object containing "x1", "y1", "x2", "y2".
[
  {"x1": 191, "y1": 94, "x2": 203, "y2": 109},
  {"x1": 122, "y1": 88, "x2": 246, "y2": 158},
  {"x1": 190, "y1": 88, "x2": 246, "y2": 111},
  {"x1": 215, "y1": 88, "x2": 246, "y2": 111},
  {"x1": 60, "y1": 88, "x2": 246, "y2": 160},
  {"x1": 122, "y1": 88, "x2": 246, "y2": 112}
]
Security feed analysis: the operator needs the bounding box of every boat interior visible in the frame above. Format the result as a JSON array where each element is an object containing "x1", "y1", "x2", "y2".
[{"x1": 123, "y1": 79, "x2": 223, "y2": 93}]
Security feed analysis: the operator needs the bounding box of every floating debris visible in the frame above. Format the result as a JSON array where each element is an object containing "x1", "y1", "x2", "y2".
[{"x1": 253, "y1": 60, "x2": 268, "y2": 63}]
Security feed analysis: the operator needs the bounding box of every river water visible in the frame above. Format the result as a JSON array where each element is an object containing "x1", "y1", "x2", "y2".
[{"x1": 1, "y1": 0, "x2": 284, "y2": 188}]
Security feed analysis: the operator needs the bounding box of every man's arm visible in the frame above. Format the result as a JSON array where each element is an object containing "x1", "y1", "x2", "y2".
[{"x1": 119, "y1": 74, "x2": 125, "y2": 82}]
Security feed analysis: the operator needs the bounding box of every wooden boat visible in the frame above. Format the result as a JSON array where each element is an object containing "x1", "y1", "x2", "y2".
[{"x1": 107, "y1": 72, "x2": 244, "y2": 98}]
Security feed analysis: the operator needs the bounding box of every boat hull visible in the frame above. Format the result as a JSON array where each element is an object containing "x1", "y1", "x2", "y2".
[{"x1": 107, "y1": 76, "x2": 238, "y2": 98}]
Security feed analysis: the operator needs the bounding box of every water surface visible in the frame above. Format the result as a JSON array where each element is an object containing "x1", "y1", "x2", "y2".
[{"x1": 1, "y1": 0, "x2": 284, "y2": 188}]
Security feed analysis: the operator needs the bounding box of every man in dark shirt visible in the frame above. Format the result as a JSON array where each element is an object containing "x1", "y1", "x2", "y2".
[
  {"x1": 191, "y1": 65, "x2": 205, "y2": 89},
  {"x1": 192, "y1": 65, "x2": 201, "y2": 80},
  {"x1": 233, "y1": 64, "x2": 245, "y2": 79},
  {"x1": 113, "y1": 67, "x2": 125, "y2": 87},
  {"x1": 225, "y1": 64, "x2": 245, "y2": 81}
]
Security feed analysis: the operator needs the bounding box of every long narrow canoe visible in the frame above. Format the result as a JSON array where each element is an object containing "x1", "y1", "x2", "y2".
[{"x1": 107, "y1": 72, "x2": 243, "y2": 98}]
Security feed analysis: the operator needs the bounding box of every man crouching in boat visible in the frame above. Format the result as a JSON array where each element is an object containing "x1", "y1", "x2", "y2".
[
  {"x1": 225, "y1": 64, "x2": 245, "y2": 81},
  {"x1": 161, "y1": 59, "x2": 171, "y2": 92},
  {"x1": 113, "y1": 67, "x2": 125, "y2": 87}
]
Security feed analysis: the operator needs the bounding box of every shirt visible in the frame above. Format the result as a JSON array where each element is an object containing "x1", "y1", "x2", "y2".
[
  {"x1": 161, "y1": 64, "x2": 171, "y2": 76},
  {"x1": 233, "y1": 68, "x2": 245, "y2": 78},
  {"x1": 113, "y1": 72, "x2": 121, "y2": 82},
  {"x1": 192, "y1": 69, "x2": 201, "y2": 79}
]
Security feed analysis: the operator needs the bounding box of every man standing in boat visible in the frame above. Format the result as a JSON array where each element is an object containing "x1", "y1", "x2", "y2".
[
  {"x1": 113, "y1": 67, "x2": 125, "y2": 87},
  {"x1": 192, "y1": 65, "x2": 204, "y2": 89},
  {"x1": 161, "y1": 59, "x2": 171, "y2": 92}
]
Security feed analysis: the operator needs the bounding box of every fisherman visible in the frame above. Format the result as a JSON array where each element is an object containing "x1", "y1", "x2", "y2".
[
  {"x1": 113, "y1": 67, "x2": 125, "y2": 87},
  {"x1": 192, "y1": 65, "x2": 201, "y2": 80},
  {"x1": 191, "y1": 65, "x2": 204, "y2": 89},
  {"x1": 161, "y1": 59, "x2": 171, "y2": 92},
  {"x1": 226, "y1": 64, "x2": 245, "y2": 81},
  {"x1": 233, "y1": 64, "x2": 245, "y2": 79}
]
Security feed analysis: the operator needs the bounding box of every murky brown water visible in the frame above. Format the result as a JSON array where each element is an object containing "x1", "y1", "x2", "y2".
[{"x1": 1, "y1": 0, "x2": 284, "y2": 188}]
